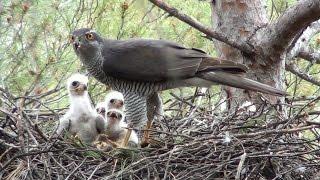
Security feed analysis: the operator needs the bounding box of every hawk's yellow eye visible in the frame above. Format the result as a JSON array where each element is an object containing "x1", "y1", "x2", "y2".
[
  {"x1": 85, "y1": 33, "x2": 94, "y2": 40},
  {"x1": 69, "y1": 35, "x2": 75, "y2": 43}
]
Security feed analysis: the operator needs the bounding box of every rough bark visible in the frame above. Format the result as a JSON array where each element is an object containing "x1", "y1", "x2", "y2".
[
  {"x1": 211, "y1": 0, "x2": 320, "y2": 110},
  {"x1": 256, "y1": 0, "x2": 320, "y2": 61},
  {"x1": 211, "y1": 0, "x2": 276, "y2": 110}
]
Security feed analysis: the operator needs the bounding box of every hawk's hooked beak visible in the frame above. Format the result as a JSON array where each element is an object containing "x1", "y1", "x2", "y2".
[
  {"x1": 73, "y1": 37, "x2": 82, "y2": 50},
  {"x1": 73, "y1": 41, "x2": 81, "y2": 50}
]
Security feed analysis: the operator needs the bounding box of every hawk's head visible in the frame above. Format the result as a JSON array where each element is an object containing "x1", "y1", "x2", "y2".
[{"x1": 70, "y1": 28, "x2": 103, "y2": 59}]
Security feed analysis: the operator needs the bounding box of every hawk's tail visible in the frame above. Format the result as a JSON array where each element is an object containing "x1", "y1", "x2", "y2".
[{"x1": 198, "y1": 71, "x2": 287, "y2": 96}]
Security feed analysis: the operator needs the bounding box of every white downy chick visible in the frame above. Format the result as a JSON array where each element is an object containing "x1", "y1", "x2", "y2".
[
  {"x1": 56, "y1": 73, "x2": 105, "y2": 144},
  {"x1": 105, "y1": 91, "x2": 124, "y2": 112},
  {"x1": 97, "y1": 108, "x2": 138, "y2": 148},
  {"x1": 95, "y1": 101, "x2": 107, "y2": 118}
]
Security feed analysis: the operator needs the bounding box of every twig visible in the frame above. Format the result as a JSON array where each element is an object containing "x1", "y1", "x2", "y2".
[
  {"x1": 235, "y1": 153, "x2": 247, "y2": 180},
  {"x1": 65, "y1": 157, "x2": 87, "y2": 180}
]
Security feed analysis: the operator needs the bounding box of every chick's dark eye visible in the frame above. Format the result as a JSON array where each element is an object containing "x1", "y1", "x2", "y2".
[
  {"x1": 110, "y1": 99, "x2": 115, "y2": 103},
  {"x1": 85, "y1": 33, "x2": 94, "y2": 40},
  {"x1": 72, "y1": 81, "x2": 79, "y2": 87},
  {"x1": 119, "y1": 114, "x2": 122, "y2": 119}
]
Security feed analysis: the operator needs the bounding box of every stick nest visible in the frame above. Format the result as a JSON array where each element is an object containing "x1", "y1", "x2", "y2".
[{"x1": 1, "y1": 93, "x2": 320, "y2": 180}]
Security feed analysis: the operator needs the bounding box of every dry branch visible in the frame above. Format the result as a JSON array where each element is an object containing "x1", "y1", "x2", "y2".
[
  {"x1": 288, "y1": 20, "x2": 320, "y2": 61},
  {"x1": 148, "y1": 0, "x2": 254, "y2": 54},
  {"x1": 285, "y1": 62, "x2": 320, "y2": 86},
  {"x1": 298, "y1": 47, "x2": 320, "y2": 64},
  {"x1": 259, "y1": 0, "x2": 320, "y2": 60}
]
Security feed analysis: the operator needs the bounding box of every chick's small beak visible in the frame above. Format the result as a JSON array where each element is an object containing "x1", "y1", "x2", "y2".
[
  {"x1": 109, "y1": 112, "x2": 121, "y2": 119},
  {"x1": 109, "y1": 112, "x2": 117, "y2": 118},
  {"x1": 83, "y1": 85, "x2": 87, "y2": 91},
  {"x1": 115, "y1": 100, "x2": 124, "y2": 109},
  {"x1": 97, "y1": 108, "x2": 106, "y2": 116},
  {"x1": 74, "y1": 84, "x2": 87, "y2": 93}
]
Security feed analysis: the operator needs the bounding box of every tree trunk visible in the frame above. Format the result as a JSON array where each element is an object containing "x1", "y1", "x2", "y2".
[{"x1": 211, "y1": 0, "x2": 284, "y2": 110}]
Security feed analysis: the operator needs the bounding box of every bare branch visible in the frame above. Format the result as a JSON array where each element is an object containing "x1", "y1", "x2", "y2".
[
  {"x1": 297, "y1": 47, "x2": 320, "y2": 64},
  {"x1": 259, "y1": 0, "x2": 320, "y2": 59},
  {"x1": 286, "y1": 96, "x2": 318, "y2": 102},
  {"x1": 148, "y1": 0, "x2": 254, "y2": 54},
  {"x1": 287, "y1": 20, "x2": 320, "y2": 60},
  {"x1": 285, "y1": 62, "x2": 320, "y2": 86}
]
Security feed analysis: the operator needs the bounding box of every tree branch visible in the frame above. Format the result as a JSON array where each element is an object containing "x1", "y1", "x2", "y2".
[
  {"x1": 148, "y1": 0, "x2": 254, "y2": 54},
  {"x1": 287, "y1": 20, "x2": 320, "y2": 61},
  {"x1": 297, "y1": 47, "x2": 320, "y2": 64},
  {"x1": 285, "y1": 62, "x2": 320, "y2": 86},
  {"x1": 259, "y1": 0, "x2": 320, "y2": 60}
]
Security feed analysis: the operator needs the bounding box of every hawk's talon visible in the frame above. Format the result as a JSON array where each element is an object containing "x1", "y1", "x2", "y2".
[
  {"x1": 141, "y1": 120, "x2": 153, "y2": 148},
  {"x1": 121, "y1": 127, "x2": 132, "y2": 147}
]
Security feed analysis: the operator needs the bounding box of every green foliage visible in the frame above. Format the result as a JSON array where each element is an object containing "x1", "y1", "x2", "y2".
[
  {"x1": 267, "y1": 0, "x2": 296, "y2": 20},
  {"x1": 83, "y1": 150, "x2": 102, "y2": 159},
  {"x1": 110, "y1": 147, "x2": 140, "y2": 160},
  {"x1": 0, "y1": 0, "x2": 319, "y2": 115},
  {"x1": 0, "y1": 0, "x2": 213, "y2": 110}
]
